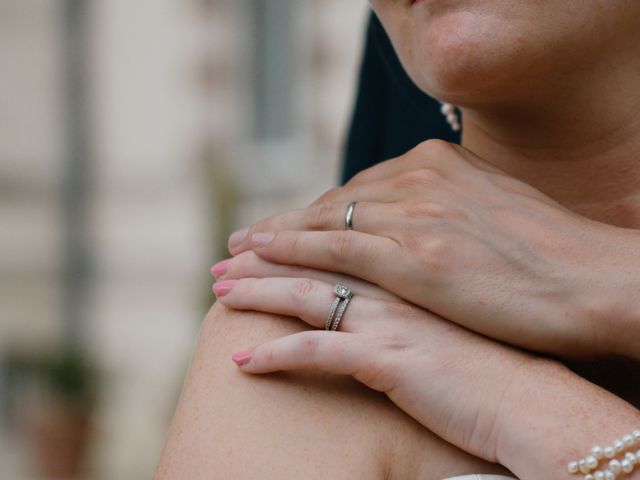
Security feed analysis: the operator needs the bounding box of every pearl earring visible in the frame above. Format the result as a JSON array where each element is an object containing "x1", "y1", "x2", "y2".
[{"x1": 440, "y1": 102, "x2": 461, "y2": 132}]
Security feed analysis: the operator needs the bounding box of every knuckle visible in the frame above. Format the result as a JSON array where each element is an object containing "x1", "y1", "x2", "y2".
[
  {"x1": 328, "y1": 232, "x2": 355, "y2": 261},
  {"x1": 349, "y1": 327, "x2": 412, "y2": 392},
  {"x1": 299, "y1": 333, "x2": 321, "y2": 357},
  {"x1": 288, "y1": 231, "x2": 303, "y2": 255},
  {"x1": 307, "y1": 201, "x2": 335, "y2": 230},
  {"x1": 418, "y1": 237, "x2": 456, "y2": 275},
  {"x1": 353, "y1": 352, "x2": 398, "y2": 393},
  {"x1": 395, "y1": 168, "x2": 444, "y2": 189},
  {"x1": 415, "y1": 138, "x2": 457, "y2": 156},
  {"x1": 412, "y1": 140, "x2": 469, "y2": 174},
  {"x1": 291, "y1": 278, "x2": 316, "y2": 304},
  {"x1": 404, "y1": 201, "x2": 449, "y2": 220}
]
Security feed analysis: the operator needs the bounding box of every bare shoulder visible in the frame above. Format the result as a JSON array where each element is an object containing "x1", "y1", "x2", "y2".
[{"x1": 155, "y1": 303, "x2": 509, "y2": 480}]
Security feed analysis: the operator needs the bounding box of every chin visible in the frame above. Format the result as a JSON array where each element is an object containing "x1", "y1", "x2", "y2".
[
  {"x1": 379, "y1": 6, "x2": 540, "y2": 105},
  {"x1": 408, "y1": 14, "x2": 530, "y2": 105},
  {"x1": 373, "y1": 0, "x2": 640, "y2": 108}
]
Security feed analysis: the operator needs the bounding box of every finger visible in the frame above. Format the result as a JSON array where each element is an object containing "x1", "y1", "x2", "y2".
[
  {"x1": 232, "y1": 331, "x2": 360, "y2": 375},
  {"x1": 231, "y1": 331, "x2": 395, "y2": 392},
  {"x1": 228, "y1": 148, "x2": 466, "y2": 256},
  {"x1": 228, "y1": 175, "x2": 422, "y2": 256},
  {"x1": 213, "y1": 276, "x2": 381, "y2": 333},
  {"x1": 229, "y1": 201, "x2": 413, "y2": 256},
  {"x1": 219, "y1": 251, "x2": 404, "y2": 303},
  {"x1": 249, "y1": 230, "x2": 402, "y2": 286}
]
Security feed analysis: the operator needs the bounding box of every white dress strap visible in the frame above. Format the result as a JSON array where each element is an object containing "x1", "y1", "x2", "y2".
[{"x1": 443, "y1": 475, "x2": 518, "y2": 480}]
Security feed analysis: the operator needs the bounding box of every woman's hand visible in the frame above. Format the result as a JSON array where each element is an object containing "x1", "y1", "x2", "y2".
[
  {"x1": 212, "y1": 265, "x2": 640, "y2": 480},
  {"x1": 213, "y1": 268, "x2": 534, "y2": 467},
  {"x1": 227, "y1": 140, "x2": 640, "y2": 360}
]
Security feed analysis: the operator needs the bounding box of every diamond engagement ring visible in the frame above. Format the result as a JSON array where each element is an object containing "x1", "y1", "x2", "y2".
[{"x1": 325, "y1": 284, "x2": 353, "y2": 331}]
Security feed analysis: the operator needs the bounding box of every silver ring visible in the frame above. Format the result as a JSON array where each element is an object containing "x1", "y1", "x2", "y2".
[
  {"x1": 331, "y1": 295, "x2": 351, "y2": 331},
  {"x1": 326, "y1": 284, "x2": 353, "y2": 331},
  {"x1": 345, "y1": 202, "x2": 356, "y2": 230},
  {"x1": 325, "y1": 296, "x2": 342, "y2": 331}
]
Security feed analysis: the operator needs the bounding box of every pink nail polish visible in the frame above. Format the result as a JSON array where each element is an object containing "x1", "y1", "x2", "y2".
[
  {"x1": 212, "y1": 279, "x2": 237, "y2": 297},
  {"x1": 232, "y1": 350, "x2": 253, "y2": 366},
  {"x1": 228, "y1": 228, "x2": 248, "y2": 250},
  {"x1": 211, "y1": 259, "x2": 231, "y2": 277},
  {"x1": 252, "y1": 232, "x2": 274, "y2": 247}
]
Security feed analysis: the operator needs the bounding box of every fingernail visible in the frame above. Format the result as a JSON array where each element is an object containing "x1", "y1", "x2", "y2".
[
  {"x1": 210, "y1": 259, "x2": 231, "y2": 277},
  {"x1": 232, "y1": 349, "x2": 253, "y2": 366},
  {"x1": 252, "y1": 232, "x2": 274, "y2": 247},
  {"x1": 212, "y1": 279, "x2": 237, "y2": 297},
  {"x1": 228, "y1": 228, "x2": 248, "y2": 250}
]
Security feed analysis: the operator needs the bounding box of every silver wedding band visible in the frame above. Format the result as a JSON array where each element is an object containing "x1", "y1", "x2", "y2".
[
  {"x1": 345, "y1": 201, "x2": 356, "y2": 230},
  {"x1": 326, "y1": 284, "x2": 353, "y2": 331}
]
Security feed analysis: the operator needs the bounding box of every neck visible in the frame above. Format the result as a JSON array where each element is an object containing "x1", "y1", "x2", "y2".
[{"x1": 460, "y1": 64, "x2": 640, "y2": 228}]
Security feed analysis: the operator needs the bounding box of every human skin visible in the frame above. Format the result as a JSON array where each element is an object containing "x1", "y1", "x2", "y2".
[
  {"x1": 227, "y1": 1, "x2": 640, "y2": 360},
  {"x1": 154, "y1": 304, "x2": 514, "y2": 479},
  {"x1": 228, "y1": 139, "x2": 640, "y2": 360},
  {"x1": 210, "y1": 269, "x2": 640, "y2": 479},
  {"x1": 157, "y1": 1, "x2": 640, "y2": 478}
]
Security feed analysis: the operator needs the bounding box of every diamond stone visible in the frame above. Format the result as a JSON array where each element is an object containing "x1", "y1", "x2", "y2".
[{"x1": 334, "y1": 284, "x2": 351, "y2": 298}]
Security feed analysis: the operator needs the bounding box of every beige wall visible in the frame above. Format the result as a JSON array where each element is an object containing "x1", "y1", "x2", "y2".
[{"x1": 0, "y1": 0, "x2": 368, "y2": 478}]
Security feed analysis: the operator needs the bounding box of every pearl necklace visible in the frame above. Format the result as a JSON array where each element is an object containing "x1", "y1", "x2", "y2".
[{"x1": 567, "y1": 429, "x2": 640, "y2": 479}]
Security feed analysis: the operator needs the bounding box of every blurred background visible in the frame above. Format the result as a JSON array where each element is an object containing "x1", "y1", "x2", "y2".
[{"x1": 0, "y1": 0, "x2": 368, "y2": 478}]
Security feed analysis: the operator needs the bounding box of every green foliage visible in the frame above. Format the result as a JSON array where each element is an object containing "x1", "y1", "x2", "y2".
[
  {"x1": 4, "y1": 348, "x2": 99, "y2": 408},
  {"x1": 41, "y1": 349, "x2": 98, "y2": 407}
]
